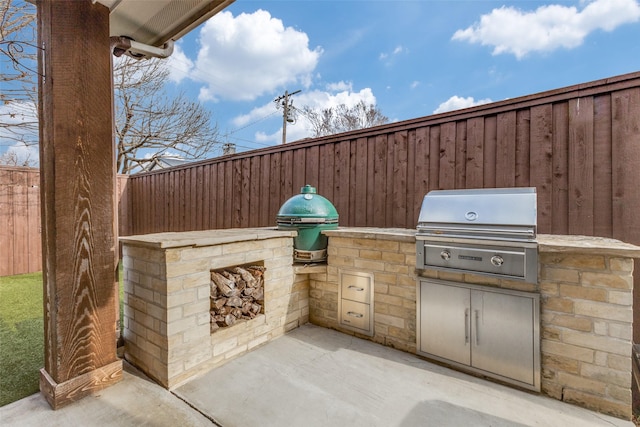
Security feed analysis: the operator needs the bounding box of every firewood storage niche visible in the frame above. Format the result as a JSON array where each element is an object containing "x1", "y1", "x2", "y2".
[{"x1": 210, "y1": 262, "x2": 266, "y2": 333}]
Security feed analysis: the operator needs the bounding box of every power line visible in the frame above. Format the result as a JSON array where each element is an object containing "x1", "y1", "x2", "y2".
[
  {"x1": 223, "y1": 110, "x2": 279, "y2": 137},
  {"x1": 224, "y1": 135, "x2": 272, "y2": 147}
]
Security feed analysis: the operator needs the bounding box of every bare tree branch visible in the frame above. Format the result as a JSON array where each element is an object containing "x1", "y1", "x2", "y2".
[
  {"x1": 113, "y1": 56, "x2": 221, "y2": 174},
  {"x1": 0, "y1": 146, "x2": 35, "y2": 166},
  {"x1": 0, "y1": 0, "x2": 36, "y2": 84},
  {"x1": 0, "y1": 0, "x2": 38, "y2": 151},
  {"x1": 1, "y1": 1, "x2": 221, "y2": 172},
  {"x1": 298, "y1": 100, "x2": 389, "y2": 138}
]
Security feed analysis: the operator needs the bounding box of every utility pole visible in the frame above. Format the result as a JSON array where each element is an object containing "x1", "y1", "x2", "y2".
[{"x1": 274, "y1": 89, "x2": 301, "y2": 144}]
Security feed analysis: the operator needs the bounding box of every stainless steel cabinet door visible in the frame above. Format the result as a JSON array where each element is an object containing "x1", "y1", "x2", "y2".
[
  {"x1": 471, "y1": 290, "x2": 536, "y2": 385},
  {"x1": 420, "y1": 281, "x2": 471, "y2": 366}
]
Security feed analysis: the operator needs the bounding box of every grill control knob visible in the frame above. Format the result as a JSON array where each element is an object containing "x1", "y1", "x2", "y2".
[
  {"x1": 491, "y1": 255, "x2": 504, "y2": 267},
  {"x1": 440, "y1": 250, "x2": 452, "y2": 261}
]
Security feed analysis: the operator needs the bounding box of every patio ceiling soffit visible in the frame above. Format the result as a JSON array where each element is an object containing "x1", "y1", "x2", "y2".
[{"x1": 93, "y1": 0, "x2": 235, "y2": 58}]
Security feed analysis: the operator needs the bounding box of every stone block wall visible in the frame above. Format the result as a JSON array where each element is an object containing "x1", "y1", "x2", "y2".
[
  {"x1": 121, "y1": 229, "x2": 305, "y2": 389},
  {"x1": 310, "y1": 229, "x2": 417, "y2": 353},
  {"x1": 537, "y1": 245, "x2": 635, "y2": 419}
]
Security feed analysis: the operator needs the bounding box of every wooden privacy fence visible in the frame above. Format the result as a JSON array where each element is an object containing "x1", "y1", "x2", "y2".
[
  {"x1": 0, "y1": 167, "x2": 41, "y2": 276},
  {"x1": 126, "y1": 71, "x2": 640, "y2": 249},
  {"x1": 0, "y1": 167, "x2": 131, "y2": 276},
  {"x1": 2, "y1": 71, "x2": 640, "y2": 275}
]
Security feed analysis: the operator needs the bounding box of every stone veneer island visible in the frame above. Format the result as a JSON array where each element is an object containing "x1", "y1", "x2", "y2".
[{"x1": 121, "y1": 227, "x2": 639, "y2": 420}]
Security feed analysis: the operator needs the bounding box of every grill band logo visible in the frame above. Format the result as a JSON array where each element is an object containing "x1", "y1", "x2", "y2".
[{"x1": 458, "y1": 255, "x2": 482, "y2": 262}]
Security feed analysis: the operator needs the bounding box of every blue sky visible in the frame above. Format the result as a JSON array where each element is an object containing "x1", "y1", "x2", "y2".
[
  {"x1": 2, "y1": 0, "x2": 640, "y2": 161},
  {"x1": 165, "y1": 0, "x2": 640, "y2": 153}
]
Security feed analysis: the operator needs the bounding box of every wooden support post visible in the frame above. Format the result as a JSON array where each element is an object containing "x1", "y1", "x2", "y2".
[{"x1": 37, "y1": 0, "x2": 122, "y2": 409}]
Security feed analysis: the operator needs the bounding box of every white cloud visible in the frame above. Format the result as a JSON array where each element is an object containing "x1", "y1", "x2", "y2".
[
  {"x1": 410, "y1": 81, "x2": 420, "y2": 89},
  {"x1": 298, "y1": 87, "x2": 377, "y2": 110},
  {"x1": 187, "y1": 10, "x2": 322, "y2": 102},
  {"x1": 452, "y1": 0, "x2": 640, "y2": 58},
  {"x1": 236, "y1": 84, "x2": 378, "y2": 144},
  {"x1": 255, "y1": 129, "x2": 285, "y2": 145},
  {"x1": 232, "y1": 103, "x2": 278, "y2": 128},
  {"x1": 166, "y1": 43, "x2": 194, "y2": 83},
  {"x1": 379, "y1": 45, "x2": 406, "y2": 63},
  {"x1": 292, "y1": 87, "x2": 378, "y2": 142},
  {"x1": 433, "y1": 96, "x2": 492, "y2": 114},
  {"x1": 326, "y1": 81, "x2": 353, "y2": 92}
]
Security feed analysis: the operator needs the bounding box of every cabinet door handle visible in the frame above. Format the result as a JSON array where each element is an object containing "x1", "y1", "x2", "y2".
[
  {"x1": 464, "y1": 308, "x2": 469, "y2": 344},
  {"x1": 347, "y1": 311, "x2": 364, "y2": 318},
  {"x1": 348, "y1": 286, "x2": 364, "y2": 291},
  {"x1": 475, "y1": 310, "x2": 480, "y2": 345}
]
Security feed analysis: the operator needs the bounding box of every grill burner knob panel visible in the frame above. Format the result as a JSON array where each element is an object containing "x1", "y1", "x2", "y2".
[
  {"x1": 440, "y1": 250, "x2": 452, "y2": 261},
  {"x1": 491, "y1": 255, "x2": 504, "y2": 267}
]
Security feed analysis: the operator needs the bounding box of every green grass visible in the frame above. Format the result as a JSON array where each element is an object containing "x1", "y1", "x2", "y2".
[
  {"x1": 0, "y1": 267, "x2": 124, "y2": 407},
  {"x1": 0, "y1": 272, "x2": 44, "y2": 407}
]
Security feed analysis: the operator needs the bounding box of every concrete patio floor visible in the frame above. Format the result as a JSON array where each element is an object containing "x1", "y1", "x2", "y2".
[{"x1": 0, "y1": 324, "x2": 633, "y2": 426}]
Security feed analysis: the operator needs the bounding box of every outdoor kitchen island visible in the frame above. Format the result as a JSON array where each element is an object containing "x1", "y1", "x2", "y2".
[
  {"x1": 312, "y1": 228, "x2": 639, "y2": 420},
  {"x1": 121, "y1": 227, "x2": 639, "y2": 420}
]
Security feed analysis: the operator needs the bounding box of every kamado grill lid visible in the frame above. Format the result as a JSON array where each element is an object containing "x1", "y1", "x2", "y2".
[
  {"x1": 417, "y1": 187, "x2": 537, "y2": 241},
  {"x1": 276, "y1": 185, "x2": 339, "y2": 224}
]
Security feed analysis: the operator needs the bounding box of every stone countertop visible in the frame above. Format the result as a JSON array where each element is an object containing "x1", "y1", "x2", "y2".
[
  {"x1": 120, "y1": 226, "x2": 640, "y2": 257},
  {"x1": 323, "y1": 227, "x2": 416, "y2": 242},
  {"x1": 537, "y1": 234, "x2": 640, "y2": 257},
  {"x1": 323, "y1": 227, "x2": 640, "y2": 257},
  {"x1": 119, "y1": 227, "x2": 296, "y2": 249}
]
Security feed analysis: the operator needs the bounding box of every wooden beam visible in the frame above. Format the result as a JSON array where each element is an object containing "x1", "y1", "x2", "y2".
[{"x1": 37, "y1": 0, "x2": 122, "y2": 409}]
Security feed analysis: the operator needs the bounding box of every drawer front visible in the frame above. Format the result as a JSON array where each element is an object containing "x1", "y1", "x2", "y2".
[
  {"x1": 340, "y1": 271, "x2": 372, "y2": 303},
  {"x1": 340, "y1": 300, "x2": 371, "y2": 332}
]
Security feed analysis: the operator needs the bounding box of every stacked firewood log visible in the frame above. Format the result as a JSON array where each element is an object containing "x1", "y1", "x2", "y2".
[{"x1": 210, "y1": 266, "x2": 265, "y2": 333}]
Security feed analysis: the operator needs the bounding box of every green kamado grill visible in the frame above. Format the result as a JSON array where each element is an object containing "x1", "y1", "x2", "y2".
[{"x1": 276, "y1": 185, "x2": 339, "y2": 262}]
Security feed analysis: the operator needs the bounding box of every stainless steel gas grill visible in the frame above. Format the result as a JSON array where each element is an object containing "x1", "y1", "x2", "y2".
[
  {"x1": 415, "y1": 187, "x2": 541, "y2": 392},
  {"x1": 416, "y1": 187, "x2": 538, "y2": 283}
]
